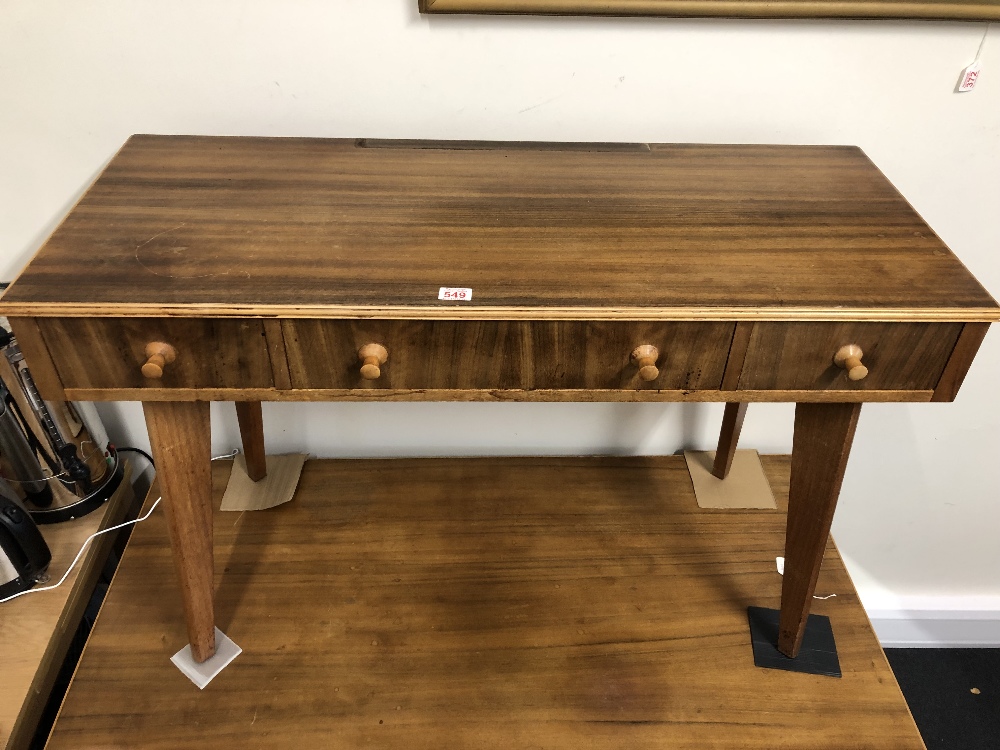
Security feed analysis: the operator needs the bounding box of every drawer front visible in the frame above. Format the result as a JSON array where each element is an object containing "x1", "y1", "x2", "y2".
[
  {"x1": 283, "y1": 320, "x2": 734, "y2": 391},
  {"x1": 38, "y1": 318, "x2": 274, "y2": 390},
  {"x1": 737, "y1": 322, "x2": 963, "y2": 391}
]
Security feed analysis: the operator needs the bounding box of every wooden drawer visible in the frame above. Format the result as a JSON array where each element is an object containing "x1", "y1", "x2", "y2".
[
  {"x1": 38, "y1": 318, "x2": 274, "y2": 390},
  {"x1": 737, "y1": 322, "x2": 963, "y2": 391},
  {"x1": 283, "y1": 320, "x2": 735, "y2": 391}
]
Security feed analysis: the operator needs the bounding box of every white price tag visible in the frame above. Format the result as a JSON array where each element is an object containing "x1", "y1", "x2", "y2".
[
  {"x1": 958, "y1": 61, "x2": 981, "y2": 92},
  {"x1": 438, "y1": 287, "x2": 473, "y2": 301}
]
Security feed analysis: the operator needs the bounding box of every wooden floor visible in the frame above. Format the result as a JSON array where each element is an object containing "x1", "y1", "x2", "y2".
[{"x1": 47, "y1": 456, "x2": 924, "y2": 749}]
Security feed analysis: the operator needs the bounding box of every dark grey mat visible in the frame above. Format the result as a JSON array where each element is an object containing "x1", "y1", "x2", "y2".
[{"x1": 886, "y1": 648, "x2": 1000, "y2": 750}]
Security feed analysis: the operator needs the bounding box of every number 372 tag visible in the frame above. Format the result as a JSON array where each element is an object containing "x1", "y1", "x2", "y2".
[{"x1": 438, "y1": 287, "x2": 473, "y2": 301}]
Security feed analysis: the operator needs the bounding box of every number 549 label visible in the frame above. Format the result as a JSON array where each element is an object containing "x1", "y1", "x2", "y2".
[{"x1": 438, "y1": 287, "x2": 473, "y2": 301}]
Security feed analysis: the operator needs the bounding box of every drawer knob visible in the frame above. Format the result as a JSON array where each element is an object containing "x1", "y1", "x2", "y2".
[
  {"x1": 141, "y1": 342, "x2": 177, "y2": 379},
  {"x1": 358, "y1": 343, "x2": 388, "y2": 380},
  {"x1": 631, "y1": 344, "x2": 660, "y2": 381},
  {"x1": 834, "y1": 344, "x2": 869, "y2": 381}
]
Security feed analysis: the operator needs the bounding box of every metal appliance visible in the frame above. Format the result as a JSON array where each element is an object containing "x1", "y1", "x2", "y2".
[{"x1": 0, "y1": 328, "x2": 124, "y2": 524}]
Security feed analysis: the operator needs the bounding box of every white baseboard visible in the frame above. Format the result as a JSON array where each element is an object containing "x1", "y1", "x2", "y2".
[{"x1": 866, "y1": 602, "x2": 1000, "y2": 648}]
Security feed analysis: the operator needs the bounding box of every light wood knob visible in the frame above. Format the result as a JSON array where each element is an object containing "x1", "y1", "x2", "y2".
[
  {"x1": 631, "y1": 344, "x2": 660, "y2": 381},
  {"x1": 141, "y1": 342, "x2": 177, "y2": 379},
  {"x1": 834, "y1": 344, "x2": 869, "y2": 381},
  {"x1": 358, "y1": 343, "x2": 388, "y2": 380}
]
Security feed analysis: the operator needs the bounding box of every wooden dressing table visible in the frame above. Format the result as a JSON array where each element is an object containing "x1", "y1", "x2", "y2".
[{"x1": 2, "y1": 135, "x2": 996, "y2": 668}]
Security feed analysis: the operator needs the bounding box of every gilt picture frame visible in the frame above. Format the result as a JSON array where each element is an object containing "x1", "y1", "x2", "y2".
[{"x1": 419, "y1": 0, "x2": 1000, "y2": 21}]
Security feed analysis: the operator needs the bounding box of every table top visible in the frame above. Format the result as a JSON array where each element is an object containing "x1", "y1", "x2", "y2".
[{"x1": 2, "y1": 136, "x2": 996, "y2": 322}]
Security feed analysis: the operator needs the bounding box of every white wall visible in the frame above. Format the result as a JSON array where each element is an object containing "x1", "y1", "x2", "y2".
[{"x1": 2, "y1": 1, "x2": 998, "y2": 636}]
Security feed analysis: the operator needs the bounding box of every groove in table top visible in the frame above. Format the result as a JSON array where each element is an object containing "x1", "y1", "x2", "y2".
[
  {"x1": 1, "y1": 136, "x2": 996, "y2": 320},
  {"x1": 46, "y1": 456, "x2": 924, "y2": 750}
]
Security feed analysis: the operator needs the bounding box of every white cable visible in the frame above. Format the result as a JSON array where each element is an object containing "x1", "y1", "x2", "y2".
[
  {"x1": 0, "y1": 447, "x2": 242, "y2": 606},
  {"x1": 0, "y1": 496, "x2": 161, "y2": 605}
]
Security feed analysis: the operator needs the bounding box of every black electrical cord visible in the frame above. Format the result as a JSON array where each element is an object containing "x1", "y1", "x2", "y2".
[{"x1": 115, "y1": 447, "x2": 155, "y2": 468}]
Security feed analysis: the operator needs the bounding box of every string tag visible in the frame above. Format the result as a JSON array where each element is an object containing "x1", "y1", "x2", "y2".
[
  {"x1": 958, "y1": 24, "x2": 990, "y2": 93},
  {"x1": 958, "y1": 61, "x2": 982, "y2": 92}
]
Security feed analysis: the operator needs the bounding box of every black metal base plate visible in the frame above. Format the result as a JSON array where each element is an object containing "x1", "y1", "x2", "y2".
[{"x1": 748, "y1": 606, "x2": 842, "y2": 678}]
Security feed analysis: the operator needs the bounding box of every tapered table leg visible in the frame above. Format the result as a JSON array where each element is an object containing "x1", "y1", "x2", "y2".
[
  {"x1": 778, "y1": 402, "x2": 861, "y2": 658},
  {"x1": 712, "y1": 402, "x2": 748, "y2": 479},
  {"x1": 235, "y1": 401, "x2": 267, "y2": 482},
  {"x1": 143, "y1": 401, "x2": 216, "y2": 663}
]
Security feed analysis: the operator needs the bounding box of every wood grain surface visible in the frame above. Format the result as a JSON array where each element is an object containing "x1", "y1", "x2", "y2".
[
  {"x1": 2, "y1": 136, "x2": 996, "y2": 322},
  {"x1": 931, "y1": 322, "x2": 991, "y2": 402},
  {"x1": 4, "y1": 317, "x2": 66, "y2": 402},
  {"x1": 26, "y1": 315, "x2": 977, "y2": 402},
  {"x1": 737, "y1": 322, "x2": 963, "y2": 391},
  {"x1": 46, "y1": 456, "x2": 924, "y2": 749},
  {"x1": 712, "y1": 402, "x2": 747, "y2": 479},
  {"x1": 37, "y1": 317, "x2": 273, "y2": 390},
  {"x1": 234, "y1": 402, "x2": 267, "y2": 482},
  {"x1": 283, "y1": 320, "x2": 733, "y2": 390},
  {"x1": 262, "y1": 319, "x2": 292, "y2": 390},
  {"x1": 143, "y1": 401, "x2": 216, "y2": 662},
  {"x1": 779, "y1": 403, "x2": 861, "y2": 657},
  {"x1": 720, "y1": 321, "x2": 753, "y2": 390}
]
